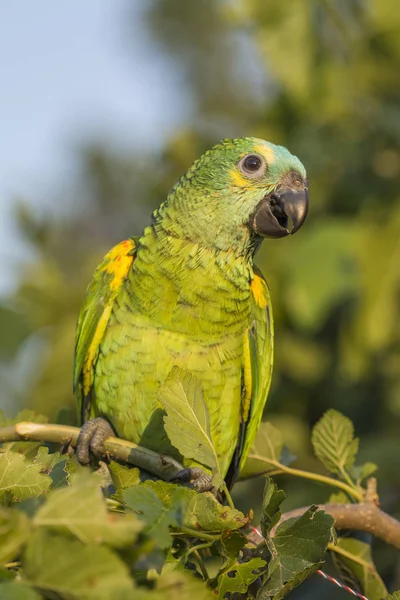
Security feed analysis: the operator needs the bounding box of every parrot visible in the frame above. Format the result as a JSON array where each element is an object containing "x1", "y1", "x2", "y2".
[{"x1": 73, "y1": 137, "x2": 308, "y2": 491}]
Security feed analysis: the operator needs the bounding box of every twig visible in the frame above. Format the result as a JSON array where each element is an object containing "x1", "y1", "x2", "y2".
[
  {"x1": 0, "y1": 421, "x2": 184, "y2": 481},
  {"x1": 272, "y1": 502, "x2": 400, "y2": 550},
  {"x1": 244, "y1": 453, "x2": 363, "y2": 501}
]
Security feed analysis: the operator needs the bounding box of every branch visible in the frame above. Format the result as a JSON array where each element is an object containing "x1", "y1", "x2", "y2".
[
  {"x1": 0, "y1": 421, "x2": 184, "y2": 481},
  {"x1": 272, "y1": 502, "x2": 400, "y2": 550}
]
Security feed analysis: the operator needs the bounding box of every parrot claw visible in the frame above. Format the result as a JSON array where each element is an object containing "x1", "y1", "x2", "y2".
[
  {"x1": 76, "y1": 417, "x2": 115, "y2": 465},
  {"x1": 172, "y1": 467, "x2": 216, "y2": 494}
]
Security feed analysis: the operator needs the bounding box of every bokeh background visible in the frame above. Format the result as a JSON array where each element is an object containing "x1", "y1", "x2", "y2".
[{"x1": 1, "y1": 1, "x2": 400, "y2": 596}]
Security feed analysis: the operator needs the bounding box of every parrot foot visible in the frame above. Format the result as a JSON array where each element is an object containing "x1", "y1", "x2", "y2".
[
  {"x1": 76, "y1": 417, "x2": 115, "y2": 465},
  {"x1": 172, "y1": 467, "x2": 216, "y2": 494}
]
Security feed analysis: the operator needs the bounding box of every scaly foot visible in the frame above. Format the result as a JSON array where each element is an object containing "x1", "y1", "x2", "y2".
[
  {"x1": 172, "y1": 467, "x2": 216, "y2": 493},
  {"x1": 76, "y1": 417, "x2": 115, "y2": 465}
]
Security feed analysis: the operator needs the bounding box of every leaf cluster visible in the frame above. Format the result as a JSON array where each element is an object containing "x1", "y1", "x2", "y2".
[{"x1": 0, "y1": 375, "x2": 344, "y2": 600}]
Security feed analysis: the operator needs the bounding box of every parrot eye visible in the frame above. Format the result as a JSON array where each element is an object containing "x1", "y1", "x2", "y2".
[{"x1": 238, "y1": 154, "x2": 266, "y2": 178}]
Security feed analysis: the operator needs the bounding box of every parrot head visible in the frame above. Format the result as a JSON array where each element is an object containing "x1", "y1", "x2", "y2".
[{"x1": 166, "y1": 137, "x2": 309, "y2": 251}]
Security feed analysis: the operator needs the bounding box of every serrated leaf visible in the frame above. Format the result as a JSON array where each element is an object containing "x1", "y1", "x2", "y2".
[
  {"x1": 32, "y1": 446, "x2": 72, "y2": 489},
  {"x1": 0, "y1": 507, "x2": 31, "y2": 563},
  {"x1": 33, "y1": 446, "x2": 64, "y2": 471},
  {"x1": 23, "y1": 530, "x2": 135, "y2": 599},
  {"x1": 137, "y1": 480, "x2": 248, "y2": 532},
  {"x1": 185, "y1": 490, "x2": 248, "y2": 531},
  {"x1": 157, "y1": 367, "x2": 220, "y2": 476},
  {"x1": 383, "y1": 593, "x2": 400, "y2": 600},
  {"x1": 34, "y1": 475, "x2": 142, "y2": 547},
  {"x1": 333, "y1": 537, "x2": 387, "y2": 600},
  {"x1": 0, "y1": 451, "x2": 51, "y2": 502},
  {"x1": 214, "y1": 557, "x2": 266, "y2": 599},
  {"x1": 241, "y1": 422, "x2": 294, "y2": 478},
  {"x1": 0, "y1": 582, "x2": 41, "y2": 600},
  {"x1": 123, "y1": 483, "x2": 189, "y2": 548},
  {"x1": 261, "y1": 477, "x2": 285, "y2": 537},
  {"x1": 312, "y1": 409, "x2": 359, "y2": 475},
  {"x1": 260, "y1": 506, "x2": 334, "y2": 599},
  {"x1": 109, "y1": 461, "x2": 140, "y2": 497}
]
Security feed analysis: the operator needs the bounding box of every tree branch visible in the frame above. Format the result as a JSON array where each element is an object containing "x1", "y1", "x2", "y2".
[
  {"x1": 0, "y1": 421, "x2": 184, "y2": 481},
  {"x1": 272, "y1": 502, "x2": 400, "y2": 550},
  {"x1": 2, "y1": 422, "x2": 400, "y2": 552}
]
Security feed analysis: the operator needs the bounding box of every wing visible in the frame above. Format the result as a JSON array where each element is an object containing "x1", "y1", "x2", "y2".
[
  {"x1": 74, "y1": 238, "x2": 137, "y2": 423},
  {"x1": 225, "y1": 266, "x2": 274, "y2": 488}
]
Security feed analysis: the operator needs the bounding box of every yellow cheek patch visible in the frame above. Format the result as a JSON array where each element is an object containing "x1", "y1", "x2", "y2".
[
  {"x1": 229, "y1": 167, "x2": 251, "y2": 189},
  {"x1": 251, "y1": 275, "x2": 268, "y2": 309},
  {"x1": 101, "y1": 239, "x2": 135, "y2": 291},
  {"x1": 252, "y1": 142, "x2": 275, "y2": 164}
]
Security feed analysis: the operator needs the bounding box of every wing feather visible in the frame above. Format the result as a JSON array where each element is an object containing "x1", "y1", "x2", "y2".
[
  {"x1": 240, "y1": 267, "x2": 274, "y2": 471},
  {"x1": 74, "y1": 238, "x2": 137, "y2": 423}
]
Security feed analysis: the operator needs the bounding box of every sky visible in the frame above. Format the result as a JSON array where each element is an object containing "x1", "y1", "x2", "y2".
[{"x1": 0, "y1": 1, "x2": 187, "y2": 294}]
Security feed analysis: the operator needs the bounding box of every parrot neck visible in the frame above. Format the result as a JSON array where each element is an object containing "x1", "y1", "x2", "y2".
[{"x1": 147, "y1": 194, "x2": 259, "y2": 260}]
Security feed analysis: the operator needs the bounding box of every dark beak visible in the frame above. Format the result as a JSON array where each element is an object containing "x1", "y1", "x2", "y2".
[{"x1": 251, "y1": 186, "x2": 309, "y2": 239}]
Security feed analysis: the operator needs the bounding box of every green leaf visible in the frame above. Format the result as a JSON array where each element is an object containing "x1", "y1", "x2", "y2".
[
  {"x1": 157, "y1": 367, "x2": 220, "y2": 477},
  {"x1": 137, "y1": 480, "x2": 248, "y2": 532},
  {"x1": 109, "y1": 461, "x2": 140, "y2": 498},
  {"x1": 260, "y1": 506, "x2": 334, "y2": 599},
  {"x1": 23, "y1": 530, "x2": 136, "y2": 599},
  {"x1": 260, "y1": 477, "x2": 285, "y2": 537},
  {"x1": 333, "y1": 538, "x2": 387, "y2": 600},
  {"x1": 383, "y1": 593, "x2": 400, "y2": 600},
  {"x1": 0, "y1": 507, "x2": 31, "y2": 563},
  {"x1": 0, "y1": 451, "x2": 51, "y2": 502},
  {"x1": 351, "y1": 462, "x2": 378, "y2": 485},
  {"x1": 155, "y1": 571, "x2": 215, "y2": 600},
  {"x1": 123, "y1": 483, "x2": 189, "y2": 548},
  {"x1": 311, "y1": 409, "x2": 359, "y2": 475},
  {"x1": 0, "y1": 582, "x2": 41, "y2": 600},
  {"x1": 241, "y1": 421, "x2": 293, "y2": 478},
  {"x1": 220, "y1": 531, "x2": 248, "y2": 561},
  {"x1": 184, "y1": 489, "x2": 248, "y2": 531},
  {"x1": 33, "y1": 446, "x2": 65, "y2": 471},
  {"x1": 34, "y1": 475, "x2": 142, "y2": 547},
  {"x1": 214, "y1": 557, "x2": 266, "y2": 599}
]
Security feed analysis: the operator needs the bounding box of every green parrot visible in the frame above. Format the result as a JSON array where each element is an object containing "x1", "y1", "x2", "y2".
[{"x1": 74, "y1": 137, "x2": 308, "y2": 490}]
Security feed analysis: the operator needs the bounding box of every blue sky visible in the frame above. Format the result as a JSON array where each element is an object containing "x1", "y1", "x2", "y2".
[{"x1": 0, "y1": 1, "x2": 188, "y2": 294}]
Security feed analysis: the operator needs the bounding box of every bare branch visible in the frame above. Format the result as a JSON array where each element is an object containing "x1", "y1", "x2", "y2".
[
  {"x1": 0, "y1": 421, "x2": 183, "y2": 481},
  {"x1": 272, "y1": 502, "x2": 400, "y2": 550},
  {"x1": 2, "y1": 422, "x2": 400, "y2": 552}
]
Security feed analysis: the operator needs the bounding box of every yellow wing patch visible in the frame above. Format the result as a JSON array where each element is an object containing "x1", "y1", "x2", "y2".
[
  {"x1": 81, "y1": 238, "x2": 136, "y2": 395},
  {"x1": 250, "y1": 275, "x2": 268, "y2": 309},
  {"x1": 242, "y1": 329, "x2": 253, "y2": 423},
  {"x1": 100, "y1": 239, "x2": 135, "y2": 291},
  {"x1": 82, "y1": 304, "x2": 112, "y2": 395}
]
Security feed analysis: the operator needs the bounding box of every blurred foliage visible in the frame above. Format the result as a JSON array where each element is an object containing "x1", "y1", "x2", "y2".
[
  {"x1": 1, "y1": 0, "x2": 400, "y2": 595},
  {"x1": 0, "y1": 405, "x2": 390, "y2": 598}
]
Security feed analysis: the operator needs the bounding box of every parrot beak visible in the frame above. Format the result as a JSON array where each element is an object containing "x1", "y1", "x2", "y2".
[{"x1": 251, "y1": 186, "x2": 309, "y2": 239}]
